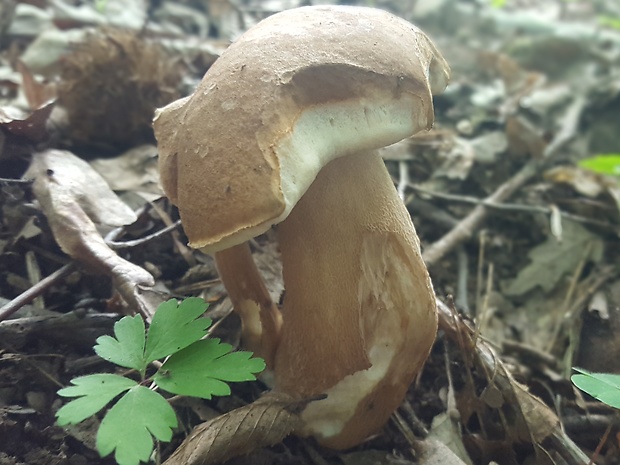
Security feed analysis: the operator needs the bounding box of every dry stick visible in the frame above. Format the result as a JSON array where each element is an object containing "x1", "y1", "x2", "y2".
[
  {"x1": 410, "y1": 184, "x2": 613, "y2": 231},
  {"x1": 589, "y1": 422, "x2": 613, "y2": 465},
  {"x1": 0, "y1": 177, "x2": 32, "y2": 184},
  {"x1": 545, "y1": 241, "x2": 593, "y2": 354},
  {"x1": 150, "y1": 202, "x2": 195, "y2": 266},
  {"x1": 437, "y1": 299, "x2": 590, "y2": 465},
  {"x1": 472, "y1": 263, "x2": 494, "y2": 348},
  {"x1": 474, "y1": 231, "x2": 487, "y2": 317},
  {"x1": 25, "y1": 250, "x2": 45, "y2": 309},
  {"x1": 0, "y1": 263, "x2": 76, "y2": 322},
  {"x1": 454, "y1": 246, "x2": 469, "y2": 312},
  {"x1": 422, "y1": 96, "x2": 586, "y2": 266},
  {"x1": 107, "y1": 220, "x2": 182, "y2": 250},
  {"x1": 423, "y1": 160, "x2": 538, "y2": 265},
  {"x1": 397, "y1": 160, "x2": 409, "y2": 202}
]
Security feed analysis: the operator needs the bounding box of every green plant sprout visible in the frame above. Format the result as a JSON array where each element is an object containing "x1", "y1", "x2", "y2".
[
  {"x1": 571, "y1": 368, "x2": 620, "y2": 409},
  {"x1": 56, "y1": 297, "x2": 265, "y2": 465},
  {"x1": 94, "y1": 0, "x2": 108, "y2": 13},
  {"x1": 489, "y1": 0, "x2": 507, "y2": 8},
  {"x1": 579, "y1": 154, "x2": 620, "y2": 176},
  {"x1": 599, "y1": 15, "x2": 620, "y2": 31}
]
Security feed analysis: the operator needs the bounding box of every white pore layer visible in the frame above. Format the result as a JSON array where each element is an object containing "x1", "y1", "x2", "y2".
[
  {"x1": 201, "y1": 93, "x2": 427, "y2": 253},
  {"x1": 274, "y1": 93, "x2": 425, "y2": 224}
]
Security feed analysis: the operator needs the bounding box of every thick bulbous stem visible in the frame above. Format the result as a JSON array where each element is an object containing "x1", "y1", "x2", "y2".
[{"x1": 274, "y1": 151, "x2": 437, "y2": 449}]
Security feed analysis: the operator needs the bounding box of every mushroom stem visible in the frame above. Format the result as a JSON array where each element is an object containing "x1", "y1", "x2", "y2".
[
  {"x1": 274, "y1": 151, "x2": 437, "y2": 449},
  {"x1": 214, "y1": 243, "x2": 282, "y2": 368}
]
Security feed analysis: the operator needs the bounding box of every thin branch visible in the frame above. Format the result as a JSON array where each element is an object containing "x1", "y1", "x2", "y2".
[
  {"x1": 410, "y1": 184, "x2": 613, "y2": 230},
  {"x1": 0, "y1": 263, "x2": 76, "y2": 322},
  {"x1": 423, "y1": 160, "x2": 539, "y2": 265},
  {"x1": 422, "y1": 96, "x2": 587, "y2": 266},
  {"x1": 107, "y1": 220, "x2": 182, "y2": 250}
]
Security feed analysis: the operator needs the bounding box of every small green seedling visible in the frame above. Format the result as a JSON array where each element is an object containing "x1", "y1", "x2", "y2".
[
  {"x1": 571, "y1": 367, "x2": 620, "y2": 409},
  {"x1": 579, "y1": 154, "x2": 620, "y2": 177},
  {"x1": 56, "y1": 297, "x2": 265, "y2": 465},
  {"x1": 599, "y1": 15, "x2": 620, "y2": 31}
]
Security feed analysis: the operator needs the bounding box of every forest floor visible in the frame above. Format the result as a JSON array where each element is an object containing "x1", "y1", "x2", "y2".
[{"x1": 2, "y1": 0, "x2": 620, "y2": 464}]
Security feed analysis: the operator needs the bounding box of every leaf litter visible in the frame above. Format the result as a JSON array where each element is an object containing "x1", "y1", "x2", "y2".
[{"x1": 2, "y1": 0, "x2": 620, "y2": 465}]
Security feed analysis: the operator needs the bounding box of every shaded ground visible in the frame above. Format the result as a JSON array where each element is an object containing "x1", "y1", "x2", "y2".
[{"x1": 2, "y1": 0, "x2": 620, "y2": 464}]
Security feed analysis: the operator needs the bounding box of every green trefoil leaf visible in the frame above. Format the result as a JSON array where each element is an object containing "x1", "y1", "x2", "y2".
[
  {"x1": 144, "y1": 297, "x2": 211, "y2": 364},
  {"x1": 56, "y1": 374, "x2": 137, "y2": 425},
  {"x1": 154, "y1": 338, "x2": 265, "y2": 399},
  {"x1": 96, "y1": 386, "x2": 177, "y2": 465},
  {"x1": 94, "y1": 315, "x2": 147, "y2": 372}
]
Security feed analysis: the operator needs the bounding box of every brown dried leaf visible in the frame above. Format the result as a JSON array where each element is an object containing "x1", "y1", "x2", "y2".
[
  {"x1": 26, "y1": 149, "x2": 136, "y2": 227},
  {"x1": 0, "y1": 102, "x2": 53, "y2": 143},
  {"x1": 89, "y1": 145, "x2": 163, "y2": 199},
  {"x1": 164, "y1": 392, "x2": 305, "y2": 465},
  {"x1": 16, "y1": 60, "x2": 57, "y2": 110},
  {"x1": 512, "y1": 381, "x2": 560, "y2": 443},
  {"x1": 415, "y1": 438, "x2": 470, "y2": 465},
  {"x1": 544, "y1": 165, "x2": 606, "y2": 198},
  {"x1": 24, "y1": 149, "x2": 157, "y2": 317},
  {"x1": 505, "y1": 115, "x2": 546, "y2": 158}
]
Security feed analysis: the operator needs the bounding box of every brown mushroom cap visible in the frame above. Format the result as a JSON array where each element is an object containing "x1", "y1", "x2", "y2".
[
  {"x1": 154, "y1": 5, "x2": 449, "y2": 253},
  {"x1": 155, "y1": 4, "x2": 450, "y2": 451}
]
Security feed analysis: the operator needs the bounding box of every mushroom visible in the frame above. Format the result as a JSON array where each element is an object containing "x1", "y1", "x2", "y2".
[{"x1": 154, "y1": 5, "x2": 450, "y2": 449}]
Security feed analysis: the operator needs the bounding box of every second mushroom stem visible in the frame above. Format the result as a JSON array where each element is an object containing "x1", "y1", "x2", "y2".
[{"x1": 214, "y1": 243, "x2": 282, "y2": 369}]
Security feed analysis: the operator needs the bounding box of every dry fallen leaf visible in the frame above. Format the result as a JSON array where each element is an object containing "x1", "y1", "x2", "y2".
[
  {"x1": 89, "y1": 145, "x2": 163, "y2": 201},
  {"x1": 504, "y1": 220, "x2": 604, "y2": 296},
  {"x1": 415, "y1": 438, "x2": 470, "y2": 465},
  {"x1": 24, "y1": 149, "x2": 157, "y2": 317},
  {"x1": 0, "y1": 102, "x2": 53, "y2": 144},
  {"x1": 164, "y1": 392, "x2": 306, "y2": 465},
  {"x1": 27, "y1": 149, "x2": 136, "y2": 227},
  {"x1": 16, "y1": 60, "x2": 56, "y2": 110}
]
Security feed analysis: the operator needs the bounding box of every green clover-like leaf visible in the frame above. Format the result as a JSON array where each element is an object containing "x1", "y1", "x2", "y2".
[
  {"x1": 572, "y1": 367, "x2": 620, "y2": 409},
  {"x1": 97, "y1": 386, "x2": 177, "y2": 465},
  {"x1": 154, "y1": 339, "x2": 265, "y2": 399},
  {"x1": 56, "y1": 374, "x2": 137, "y2": 425},
  {"x1": 579, "y1": 154, "x2": 620, "y2": 176},
  {"x1": 95, "y1": 315, "x2": 147, "y2": 372},
  {"x1": 144, "y1": 297, "x2": 211, "y2": 364}
]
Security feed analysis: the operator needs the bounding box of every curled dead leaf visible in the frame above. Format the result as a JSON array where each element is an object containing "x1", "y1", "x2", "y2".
[
  {"x1": 164, "y1": 392, "x2": 306, "y2": 465},
  {"x1": 26, "y1": 149, "x2": 136, "y2": 227},
  {"x1": 0, "y1": 102, "x2": 53, "y2": 144},
  {"x1": 25, "y1": 149, "x2": 157, "y2": 317}
]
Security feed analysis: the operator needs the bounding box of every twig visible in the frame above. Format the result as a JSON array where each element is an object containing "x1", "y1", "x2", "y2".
[
  {"x1": 5, "y1": 311, "x2": 120, "y2": 348},
  {"x1": 454, "y1": 246, "x2": 469, "y2": 313},
  {"x1": 0, "y1": 177, "x2": 32, "y2": 184},
  {"x1": 107, "y1": 220, "x2": 182, "y2": 250},
  {"x1": 0, "y1": 263, "x2": 76, "y2": 322},
  {"x1": 545, "y1": 241, "x2": 593, "y2": 353},
  {"x1": 397, "y1": 160, "x2": 409, "y2": 202},
  {"x1": 25, "y1": 250, "x2": 45, "y2": 309},
  {"x1": 472, "y1": 263, "x2": 494, "y2": 347},
  {"x1": 437, "y1": 299, "x2": 590, "y2": 465},
  {"x1": 422, "y1": 96, "x2": 587, "y2": 266},
  {"x1": 150, "y1": 202, "x2": 195, "y2": 266},
  {"x1": 410, "y1": 184, "x2": 613, "y2": 231},
  {"x1": 1, "y1": 341, "x2": 64, "y2": 388},
  {"x1": 502, "y1": 340, "x2": 561, "y2": 371},
  {"x1": 475, "y1": 231, "x2": 487, "y2": 317},
  {"x1": 422, "y1": 160, "x2": 539, "y2": 265}
]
